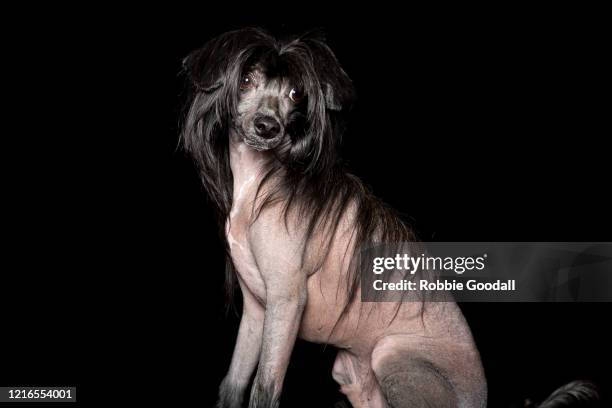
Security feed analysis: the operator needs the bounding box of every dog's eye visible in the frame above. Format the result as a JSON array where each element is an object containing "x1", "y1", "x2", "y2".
[
  {"x1": 289, "y1": 87, "x2": 304, "y2": 103},
  {"x1": 240, "y1": 74, "x2": 256, "y2": 91}
]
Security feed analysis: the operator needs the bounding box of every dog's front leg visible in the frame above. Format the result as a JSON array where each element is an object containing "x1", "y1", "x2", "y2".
[
  {"x1": 248, "y1": 278, "x2": 307, "y2": 408},
  {"x1": 217, "y1": 280, "x2": 264, "y2": 408}
]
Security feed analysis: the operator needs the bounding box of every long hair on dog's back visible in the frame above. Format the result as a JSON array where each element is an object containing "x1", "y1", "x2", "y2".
[{"x1": 181, "y1": 27, "x2": 417, "y2": 323}]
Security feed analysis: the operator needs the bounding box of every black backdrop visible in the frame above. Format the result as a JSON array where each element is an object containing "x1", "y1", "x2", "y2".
[{"x1": 3, "y1": 5, "x2": 610, "y2": 407}]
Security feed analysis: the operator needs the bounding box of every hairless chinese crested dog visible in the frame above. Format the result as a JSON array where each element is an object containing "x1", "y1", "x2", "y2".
[
  {"x1": 188, "y1": 27, "x2": 612, "y2": 408},
  {"x1": 180, "y1": 27, "x2": 486, "y2": 408}
]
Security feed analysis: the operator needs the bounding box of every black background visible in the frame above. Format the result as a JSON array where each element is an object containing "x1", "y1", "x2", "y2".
[{"x1": 3, "y1": 4, "x2": 610, "y2": 407}]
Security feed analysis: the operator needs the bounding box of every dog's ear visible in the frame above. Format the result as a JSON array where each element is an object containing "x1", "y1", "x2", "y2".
[
  {"x1": 289, "y1": 29, "x2": 355, "y2": 112},
  {"x1": 324, "y1": 83, "x2": 341, "y2": 111},
  {"x1": 182, "y1": 41, "x2": 225, "y2": 94},
  {"x1": 324, "y1": 79, "x2": 355, "y2": 112},
  {"x1": 307, "y1": 39, "x2": 355, "y2": 112}
]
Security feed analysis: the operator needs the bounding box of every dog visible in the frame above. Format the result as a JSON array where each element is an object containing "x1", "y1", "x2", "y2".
[{"x1": 181, "y1": 27, "x2": 488, "y2": 408}]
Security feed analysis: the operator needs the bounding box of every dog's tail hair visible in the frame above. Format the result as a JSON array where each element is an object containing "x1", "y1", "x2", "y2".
[{"x1": 530, "y1": 381, "x2": 599, "y2": 407}]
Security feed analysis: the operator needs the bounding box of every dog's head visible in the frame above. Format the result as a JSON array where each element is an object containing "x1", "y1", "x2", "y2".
[{"x1": 182, "y1": 28, "x2": 355, "y2": 170}]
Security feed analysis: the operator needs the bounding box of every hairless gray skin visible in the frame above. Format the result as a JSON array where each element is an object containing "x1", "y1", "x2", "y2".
[{"x1": 217, "y1": 67, "x2": 487, "y2": 408}]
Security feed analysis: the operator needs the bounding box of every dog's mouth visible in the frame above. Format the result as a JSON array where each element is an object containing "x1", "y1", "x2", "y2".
[
  {"x1": 242, "y1": 126, "x2": 284, "y2": 151},
  {"x1": 242, "y1": 133, "x2": 283, "y2": 151}
]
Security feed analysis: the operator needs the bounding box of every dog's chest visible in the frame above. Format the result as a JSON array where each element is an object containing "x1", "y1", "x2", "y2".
[{"x1": 225, "y1": 200, "x2": 267, "y2": 304}]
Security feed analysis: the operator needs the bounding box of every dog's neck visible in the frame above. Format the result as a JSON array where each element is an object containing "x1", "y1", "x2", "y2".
[{"x1": 228, "y1": 131, "x2": 270, "y2": 212}]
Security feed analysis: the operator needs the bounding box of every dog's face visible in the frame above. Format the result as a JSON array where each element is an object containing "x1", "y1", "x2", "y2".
[
  {"x1": 234, "y1": 64, "x2": 306, "y2": 151},
  {"x1": 183, "y1": 28, "x2": 356, "y2": 174}
]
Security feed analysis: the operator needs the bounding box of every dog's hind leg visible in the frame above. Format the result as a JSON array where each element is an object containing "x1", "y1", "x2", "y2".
[
  {"x1": 371, "y1": 333, "x2": 487, "y2": 408},
  {"x1": 371, "y1": 337, "x2": 459, "y2": 408},
  {"x1": 373, "y1": 360, "x2": 457, "y2": 408}
]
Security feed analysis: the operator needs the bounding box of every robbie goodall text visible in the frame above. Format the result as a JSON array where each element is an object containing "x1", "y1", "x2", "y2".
[{"x1": 373, "y1": 278, "x2": 516, "y2": 292}]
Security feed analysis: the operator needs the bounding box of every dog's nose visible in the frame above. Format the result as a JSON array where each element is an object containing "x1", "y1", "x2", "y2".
[{"x1": 254, "y1": 116, "x2": 281, "y2": 139}]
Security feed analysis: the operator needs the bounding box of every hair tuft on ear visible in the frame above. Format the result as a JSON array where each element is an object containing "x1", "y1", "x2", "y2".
[
  {"x1": 324, "y1": 83, "x2": 343, "y2": 111},
  {"x1": 182, "y1": 47, "x2": 225, "y2": 93}
]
